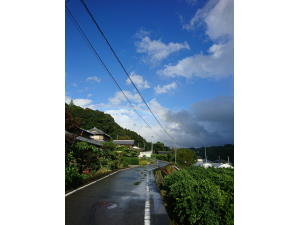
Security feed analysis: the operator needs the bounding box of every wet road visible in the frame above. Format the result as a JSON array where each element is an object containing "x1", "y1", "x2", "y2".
[{"x1": 65, "y1": 161, "x2": 171, "y2": 225}]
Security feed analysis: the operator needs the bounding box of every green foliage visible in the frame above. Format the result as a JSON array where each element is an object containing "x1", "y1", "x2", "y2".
[
  {"x1": 65, "y1": 156, "x2": 83, "y2": 190},
  {"x1": 152, "y1": 152, "x2": 174, "y2": 162},
  {"x1": 122, "y1": 157, "x2": 139, "y2": 165},
  {"x1": 117, "y1": 145, "x2": 139, "y2": 157},
  {"x1": 162, "y1": 167, "x2": 234, "y2": 225},
  {"x1": 152, "y1": 153, "x2": 168, "y2": 161},
  {"x1": 176, "y1": 148, "x2": 197, "y2": 167}
]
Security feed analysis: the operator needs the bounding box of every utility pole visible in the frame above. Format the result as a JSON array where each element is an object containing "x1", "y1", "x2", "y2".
[
  {"x1": 174, "y1": 146, "x2": 177, "y2": 165},
  {"x1": 117, "y1": 134, "x2": 118, "y2": 140},
  {"x1": 205, "y1": 146, "x2": 207, "y2": 163},
  {"x1": 227, "y1": 156, "x2": 230, "y2": 164}
]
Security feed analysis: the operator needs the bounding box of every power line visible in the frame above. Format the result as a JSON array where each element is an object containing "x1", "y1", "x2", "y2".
[
  {"x1": 80, "y1": 0, "x2": 177, "y2": 146},
  {"x1": 66, "y1": 6, "x2": 153, "y2": 132}
]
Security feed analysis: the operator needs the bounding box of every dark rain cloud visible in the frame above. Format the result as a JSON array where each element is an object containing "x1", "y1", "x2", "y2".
[{"x1": 165, "y1": 96, "x2": 233, "y2": 147}]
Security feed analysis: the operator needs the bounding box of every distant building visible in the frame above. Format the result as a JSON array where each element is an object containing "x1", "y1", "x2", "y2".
[
  {"x1": 138, "y1": 150, "x2": 152, "y2": 158},
  {"x1": 88, "y1": 127, "x2": 112, "y2": 141},
  {"x1": 113, "y1": 140, "x2": 134, "y2": 147},
  {"x1": 66, "y1": 126, "x2": 137, "y2": 148}
]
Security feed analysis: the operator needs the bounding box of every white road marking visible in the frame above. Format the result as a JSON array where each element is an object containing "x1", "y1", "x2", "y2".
[
  {"x1": 65, "y1": 168, "x2": 130, "y2": 197},
  {"x1": 144, "y1": 172, "x2": 151, "y2": 225}
]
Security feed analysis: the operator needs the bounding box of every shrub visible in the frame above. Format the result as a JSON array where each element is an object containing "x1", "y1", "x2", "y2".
[
  {"x1": 65, "y1": 164, "x2": 83, "y2": 190},
  {"x1": 176, "y1": 148, "x2": 197, "y2": 167},
  {"x1": 139, "y1": 159, "x2": 149, "y2": 166},
  {"x1": 162, "y1": 167, "x2": 233, "y2": 225},
  {"x1": 94, "y1": 167, "x2": 111, "y2": 176},
  {"x1": 122, "y1": 157, "x2": 139, "y2": 165}
]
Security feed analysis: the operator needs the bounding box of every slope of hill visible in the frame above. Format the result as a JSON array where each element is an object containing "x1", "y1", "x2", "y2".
[
  {"x1": 65, "y1": 103, "x2": 147, "y2": 147},
  {"x1": 191, "y1": 144, "x2": 234, "y2": 163}
]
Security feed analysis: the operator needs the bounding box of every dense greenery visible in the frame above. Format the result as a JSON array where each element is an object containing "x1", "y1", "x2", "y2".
[
  {"x1": 66, "y1": 103, "x2": 149, "y2": 148},
  {"x1": 162, "y1": 166, "x2": 234, "y2": 225},
  {"x1": 151, "y1": 152, "x2": 174, "y2": 162},
  {"x1": 191, "y1": 144, "x2": 234, "y2": 163},
  {"x1": 176, "y1": 148, "x2": 197, "y2": 167},
  {"x1": 153, "y1": 141, "x2": 171, "y2": 153},
  {"x1": 65, "y1": 139, "x2": 140, "y2": 190}
]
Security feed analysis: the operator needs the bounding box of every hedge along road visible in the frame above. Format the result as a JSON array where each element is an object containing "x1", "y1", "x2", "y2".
[{"x1": 65, "y1": 161, "x2": 171, "y2": 225}]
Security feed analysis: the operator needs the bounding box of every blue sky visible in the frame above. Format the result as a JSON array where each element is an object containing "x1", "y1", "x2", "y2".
[{"x1": 66, "y1": 0, "x2": 233, "y2": 147}]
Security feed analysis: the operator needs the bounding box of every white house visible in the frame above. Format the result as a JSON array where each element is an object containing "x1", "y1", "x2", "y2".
[{"x1": 138, "y1": 150, "x2": 153, "y2": 158}]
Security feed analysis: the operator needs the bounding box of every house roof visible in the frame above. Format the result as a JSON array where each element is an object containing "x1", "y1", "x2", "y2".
[
  {"x1": 76, "y1": 136, "x2": 104, "y2": 147},
  {"x1": 87, "y1": 127, "x2": 112, "y2": 138},
  {"x1": 79, "y1": 128, "x2": 94, "y2": 135},
  {"x1": 113, "y1": 140, "x2": 135, "y2": 145},
  {"x1": 157, "y1": 151, "x2": 170, "y2": 154}
]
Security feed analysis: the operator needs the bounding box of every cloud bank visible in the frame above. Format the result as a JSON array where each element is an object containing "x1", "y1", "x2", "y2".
[
  {"x1": 136, "y1": 32, "x2": 190, "y2": 63},
  {"x1": 160, "y1": 0, "x2": 233, "y2": 79}
]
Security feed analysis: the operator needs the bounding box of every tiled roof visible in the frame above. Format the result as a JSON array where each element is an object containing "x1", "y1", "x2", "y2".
[
  {"x1": 88, "y1": 127, "x2": 112, "y2": 138},
  {"x1": 113, "y1": 140, "x2": 135, "y2": 145},
  {"x1": 76, "y1": 136, "x2": 105, "y2": 146}
]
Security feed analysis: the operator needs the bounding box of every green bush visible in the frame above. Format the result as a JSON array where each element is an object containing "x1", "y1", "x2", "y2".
[
  {"x1": 176, "y1": 148, "x2": 197, "y2": 167},
  {"x1": 122, "y1": 157, "x2": 139, "y2": 165},
  {"x1": 65, "y1": 164, "x2": 83, "y2": 190},
  {"x1": 162, "y1": 167, "x2": 233, "y2": 225}
]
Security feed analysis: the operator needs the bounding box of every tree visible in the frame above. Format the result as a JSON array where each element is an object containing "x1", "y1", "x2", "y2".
[
  {"x1": 65, "y1": 105, "x2": 80, "y2": 131},
  {"x1": 176, "y1": 148, "x2": 197, "y2": 166},
  {"x1": 154, "y1": 141, "x2": 165, "y2": 153}
]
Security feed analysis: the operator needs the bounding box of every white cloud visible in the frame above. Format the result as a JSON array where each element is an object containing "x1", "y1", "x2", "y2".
[
  {"x1": 108, "y1": 90, "x2": 142, "y2": 105},
  {"x1": 86, "y1": 76, "x2": 101, "y2": 83},
  {"x1": 136, "y1": 34, "x2": 190, "y2": 63},
  {"x1": 103, "y1": 97, "x2": 233, "y2": 147},
  {"x1": 204, "y1": 0, "x2": 233, "y2": 40},
  {"x1": 154, "y1": 82, "x2": 177, "y2": 94},
  {"x1": 183, "y1": 0, "x2": 233, "y2": 40},
  {"x1": 126, "y1": 72, "x2": 150, "y2": 89},
  {"x1": 159, "y1": 40, "x2": 233, "y2": 79},
  {"x1": 65, "y1": 96, "x2": 92, "y2": 108},
  {"x1": 160, "y1": 0, "x2": 233, "y2": 79}
]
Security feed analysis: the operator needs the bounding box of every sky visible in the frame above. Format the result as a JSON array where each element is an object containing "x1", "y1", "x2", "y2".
[{"x1": 65, "y1": 0, "x2": 233, "y2": 147}]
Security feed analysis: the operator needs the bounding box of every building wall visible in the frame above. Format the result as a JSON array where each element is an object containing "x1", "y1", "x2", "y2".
[
  {"x1": 139, "y1": 151, "x2": 152, "y2": 158},
  {"x1": 90, "y1": 135, "x2": 104, "y2": 141}
]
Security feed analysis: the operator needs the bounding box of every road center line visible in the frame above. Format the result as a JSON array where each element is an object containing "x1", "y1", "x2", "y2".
[{"x1": 144, "y1": 172, "x2": 151, "y2": 225}]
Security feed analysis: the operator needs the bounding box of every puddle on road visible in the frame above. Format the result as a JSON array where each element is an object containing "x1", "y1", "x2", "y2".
[
  {"x1": 107, "y1": 203, "x2": 117, "y2": 209},
  {"x1": 98, "y1": 201, "x2": 118, "y2": 210}
]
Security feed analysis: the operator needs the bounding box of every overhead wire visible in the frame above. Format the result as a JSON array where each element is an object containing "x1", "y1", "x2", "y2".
[
  {"x1": 66, "y1": 6, "x2": 153, "y2": 132},
  {"x1": 80, "y1": 0, "x2": 177, "y2": 146}
]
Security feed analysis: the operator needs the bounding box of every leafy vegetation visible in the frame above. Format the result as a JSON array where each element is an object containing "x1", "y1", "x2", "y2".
[
  {"x1": 151, "y1": 152, "x2": 174, "y2": 162},
  {"x1": 159, "y1": 166, "x2": 234, "y2": 225},
  {"x1": 65, "y1": 139, "x2": 140, "y2": 191},
  {"x1": 176, "y1": 148, "x2": 197, "y2": 167}
]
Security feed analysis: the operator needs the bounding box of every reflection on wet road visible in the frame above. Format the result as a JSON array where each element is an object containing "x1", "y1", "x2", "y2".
[{"x1": 65, "y1": 161, "x2": 171, "y2": 225}]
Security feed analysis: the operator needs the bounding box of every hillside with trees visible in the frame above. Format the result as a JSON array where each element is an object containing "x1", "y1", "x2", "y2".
[
  {"x1": 66, "y1": 102, "x2": 149, "y2": 148},
  {"x1": 191, "y1": 144, "x2": 234, "y2": 163}
]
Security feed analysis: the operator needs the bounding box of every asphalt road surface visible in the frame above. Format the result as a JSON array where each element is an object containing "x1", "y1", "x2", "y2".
[{"x1": 65, "y1": 161, "x2": 171, "y2": 225}]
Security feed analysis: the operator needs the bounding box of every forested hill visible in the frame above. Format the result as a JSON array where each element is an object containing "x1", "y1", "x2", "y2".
[
  {"x1": 65, "y1": 103, "x2": 147, "y2": 147},
  {"x1": 191, "y1": 144, "x2": 234, "y2": 163}
]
